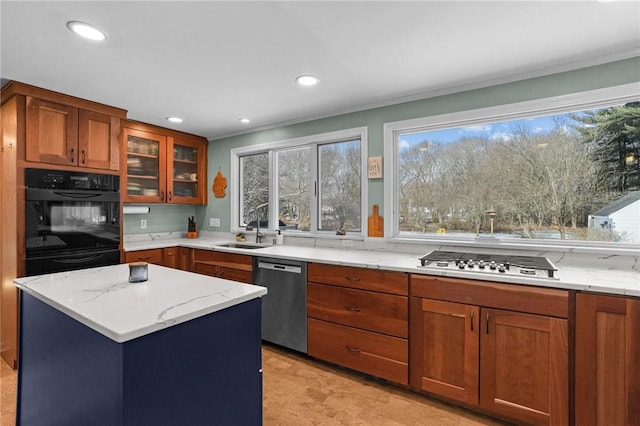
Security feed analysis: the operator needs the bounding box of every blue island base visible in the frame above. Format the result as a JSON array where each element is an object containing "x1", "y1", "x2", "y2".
[{"x1": 18, "y1": 292, "x2": 263, "y2": 426}]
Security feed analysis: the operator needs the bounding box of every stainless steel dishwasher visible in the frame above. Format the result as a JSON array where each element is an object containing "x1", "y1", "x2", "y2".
[{"x1": 253, "y1": 257, "x2": 307, "y2": 353}]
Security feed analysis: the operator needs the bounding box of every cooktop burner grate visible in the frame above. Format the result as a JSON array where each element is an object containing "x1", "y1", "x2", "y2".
[{"x1": 419, "y1": 250, "x2": 558, "y2": 278}]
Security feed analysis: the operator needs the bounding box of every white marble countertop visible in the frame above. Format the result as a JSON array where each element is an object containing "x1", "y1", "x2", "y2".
[
  {"x1": 124, "y1": 234, "x2": 640, "y2": 297},
  {"x1": 14, "y1": 264, "x2": 267, "y2": 343}
]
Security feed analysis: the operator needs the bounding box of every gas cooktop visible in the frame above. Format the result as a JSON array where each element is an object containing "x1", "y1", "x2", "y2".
[{"x1": 418, "y1": 250, "x2": 558, "y2": 279}]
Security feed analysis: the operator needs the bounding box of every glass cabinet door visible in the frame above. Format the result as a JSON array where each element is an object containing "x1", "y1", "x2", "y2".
[
  {"x1": 124, "y1": 128, "x2": 166, "y2": 202},
  {"x1": 168, "y1": 137, "x2": 206, "y2": 204}
]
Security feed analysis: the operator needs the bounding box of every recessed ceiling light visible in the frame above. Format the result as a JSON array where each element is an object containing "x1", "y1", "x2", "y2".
[
  {"x1": 66, "y1": 21, "x2": 107, "y2": 41},
  {"x1": 167, "y1": 117, "x2": 183, "y2": 123},
  {"x1": 295, "y1": 75, "x2": 320, "y2": 86},
  {"x1": 239, "y1": 118, "x2": 251, "y2": 124}
]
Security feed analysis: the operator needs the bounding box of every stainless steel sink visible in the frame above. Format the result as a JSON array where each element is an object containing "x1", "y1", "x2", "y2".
[{"x1": 216, "y1": 243, "x2": 268, "y2": 250}]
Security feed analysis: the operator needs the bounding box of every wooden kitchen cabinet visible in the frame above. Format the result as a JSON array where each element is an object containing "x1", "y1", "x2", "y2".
[
  {"x1": 192, "y1": 249, "x2": 252, "y2": 283},
  {"x1": 307, "y1": 263, "x2": 409, "y2": 385},
  {"x1": 123, "y1": 121, "x2": 207, "y2": 204},
  {"x1": 168, "y1": 135, "x2": 207, "y2": 204},
  {"x1": 575, "y1": 293, "x2": 640, "y2": 426},
  {"x1": 123, "y1": 127, "x2": 166, "y2": 202},
  {"x1": 410, "y1": 275, "x2": 569, "y2": 426},
  {"x1": 480, "y1": 308, "x2": 568, "y2": 426},
  {"x1": 410, "y1": 298, "x2": 479, "y2": 405},
  {"x1": 25, "y1": 96, "x2": 121, "y2": 170},
  {"x1": 1, "y1": 82, "x2": 126, "y2": 369},
  {"x1": 124, "y1": 249, "x2": 164, "y2": 265},
  {"x1": 163, "y1": 247, "x2": 192, "y2": 271}
]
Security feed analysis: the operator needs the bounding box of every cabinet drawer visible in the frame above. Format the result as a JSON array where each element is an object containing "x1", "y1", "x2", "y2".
[
  {"x1": 193, "y1": 249, "x2": 252, "y2": 269},
  {"x1": 193, "y1": 263, "x2": 252, "y2": 284},
  {"x1": 125, "y1": 249, "x2": 163, "y2": 265},
  {"x1": 411, "y1": 274, "x2": 569, "y2": 319},
  {"x1": 308, "y1": 282, "x2": 408, "y2": 338},
  {"x1": 308, "y1": 263, "x2": 408, "y2": 295},
  {"x1": 308, "y1": 318, "x2": 408, "y2": 385}
]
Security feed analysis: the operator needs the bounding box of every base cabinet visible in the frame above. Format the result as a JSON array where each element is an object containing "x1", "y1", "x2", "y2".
[
  {"x1": 162, "y1": 247, "x2": 192, "y2": 271},
  {"x1": 192, "y1": 249, "x2": 253, "y2": 283},
  {"x1": 410, "y1": 275, "x2": 569, "y2": 426},
  {"x1": 18, "y1": 292, "x2": 262, "y2": 425},
  {"x1": 307, "y1": 263, "x2": 409, "y2": 385},
  {"x1": 124, "y1": 248, "x2": 163, "y2": 265},
  {"x1": 575, "y1": 293, "x2": 640, "y2": 426},
  {"x1": 410, "y1": 298, "x2": 479, "y2": 405},
  {"x1": 480, "y1": 308, "x2": 568, "y2": 426}
]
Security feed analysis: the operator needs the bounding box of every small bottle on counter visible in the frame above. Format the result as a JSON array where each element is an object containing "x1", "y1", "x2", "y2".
[{"x1": 276, "y1": 229, "x2": 284, "y2": 245}]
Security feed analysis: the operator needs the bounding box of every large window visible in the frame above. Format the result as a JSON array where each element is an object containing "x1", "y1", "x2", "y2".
[
  {"x1": 319, "y1": 140, "x2": 362, "y2": 231},
  {"x1": 232, "y1": 128, "x2": 367, "y2": 235},
  {"x1": 384, "y1": 84, "x2": 640, "y2": 246}
]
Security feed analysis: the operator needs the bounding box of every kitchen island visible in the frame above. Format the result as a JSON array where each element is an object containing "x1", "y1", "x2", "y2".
[{"x1": 14, "y1": 264, "x2": 267, "y2": 426}]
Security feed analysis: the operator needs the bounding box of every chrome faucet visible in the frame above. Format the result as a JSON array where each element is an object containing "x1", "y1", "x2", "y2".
[{"x1": 249, "y1": 207, "x2": 264, "y2": 243}]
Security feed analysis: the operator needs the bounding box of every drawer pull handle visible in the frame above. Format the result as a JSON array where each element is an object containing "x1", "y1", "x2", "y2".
[
  {"x1": 81, "y1": 150, "x2": 86, "y2": 164},
  {"x1": 345, "y1": 306, "x2": 361, "y2": 312},
  {"x1": 70, "y1": 148, "x2": 75, "y2": 163},
  {"x1": 138, "y1": 256, "x2": 151, "y2": 261},
  {"x1": 345, "y1": 276, "x2": 361, "y2": 282},
  {"x1": 470, "y1": 311, "x2": 474, "y2": 331},
  {"x1": 486, "y1": 312, "x2": 490, "y2": 334},
  {"x1": 345, "y1": 346, "x2": 361, "y2": 353}
]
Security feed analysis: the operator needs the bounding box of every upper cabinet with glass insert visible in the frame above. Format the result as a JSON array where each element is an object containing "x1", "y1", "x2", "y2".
[{"x1": 123, "y1": 121, "x2": 207, "y2": 204}]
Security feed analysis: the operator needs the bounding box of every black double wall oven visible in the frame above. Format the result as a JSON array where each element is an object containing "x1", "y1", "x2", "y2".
[{"x1": 25, "y1": 168, "x2": 121, "y2": 277}]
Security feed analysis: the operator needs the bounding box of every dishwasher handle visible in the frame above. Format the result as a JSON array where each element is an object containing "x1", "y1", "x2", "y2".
[{"x1": 257, "y1": 261, "x2": 302, "y2": 274}]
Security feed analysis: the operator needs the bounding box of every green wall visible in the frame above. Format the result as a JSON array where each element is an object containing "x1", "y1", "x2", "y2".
[
  {"x1": 123, "y1": 204, "x2": 198, "y2": 235},
  {"x1": 130, "y1": 57, "x2": 640, "y2": 234}
]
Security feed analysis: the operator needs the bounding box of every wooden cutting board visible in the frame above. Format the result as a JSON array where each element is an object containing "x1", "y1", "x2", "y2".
[{"x1": 368, "y1": 204, "x2": 383, "y2": 237}]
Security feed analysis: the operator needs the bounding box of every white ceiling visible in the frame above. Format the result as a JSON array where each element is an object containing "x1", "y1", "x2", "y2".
[{"x1": 1, "y1": 1, "x2": 639, "y2": 141}]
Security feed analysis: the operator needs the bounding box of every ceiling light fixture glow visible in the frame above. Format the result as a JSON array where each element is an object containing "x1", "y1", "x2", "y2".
[
  {"x1": 239, "y1": 118, "x2": 251, "y2": 124},
  {"x1": 167, "y1": 117, "x2": 183, "y2": 123},
  {"x1": 67, "y1": 21, "x2": 107, "y2": 41},
  {"x1": 295, "y1": 75, "x2": 320, "y2": 86}
]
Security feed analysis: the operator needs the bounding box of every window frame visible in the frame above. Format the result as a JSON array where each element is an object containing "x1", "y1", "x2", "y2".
[
  {"x1": 383, "y1": 82, "x2": 640, "y2": 252},
  {"x1": 230, "y1": 127, "x2": 368, "y2": 236}
]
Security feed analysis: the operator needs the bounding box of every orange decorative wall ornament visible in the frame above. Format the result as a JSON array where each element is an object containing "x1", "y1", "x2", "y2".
[{"x1": 212, "y1": 170, "x2": 227, "y2": 198}]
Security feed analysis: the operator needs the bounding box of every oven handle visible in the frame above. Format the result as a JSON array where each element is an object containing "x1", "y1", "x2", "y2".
[
  {"x1": 26, "y1": 188, "x2": 120, "y2": 202},
  {"x1": 52, "y1": 254, "x2": 110, "y2": 264},
  {"x1": 53, "y1": 191, "x2": 103, "y2": 199}
]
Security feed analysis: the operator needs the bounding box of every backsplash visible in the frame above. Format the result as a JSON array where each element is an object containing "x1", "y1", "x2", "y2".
[{"x1": 123, "y1": 204, "x2": 202, "y2": 234}]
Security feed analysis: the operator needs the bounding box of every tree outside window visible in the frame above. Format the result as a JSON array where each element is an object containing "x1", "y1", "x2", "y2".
[{"x1": 395, "y1": 102, "x2": 640, "y2": 243}]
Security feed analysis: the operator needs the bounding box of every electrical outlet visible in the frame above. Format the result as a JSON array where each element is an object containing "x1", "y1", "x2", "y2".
[
  {"x1": 209, "y1": 217, "x2": 221, "y2": 228},
  {"x1": 342, "y1": 239, "x2": 353, "y2": 247},
  {"x1": 140, "y1": 219, "x2": 147, "y2": 229}
]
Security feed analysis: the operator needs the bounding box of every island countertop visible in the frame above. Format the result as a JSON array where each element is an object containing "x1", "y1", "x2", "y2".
[{"x1": 14, "y1": 263, "x2": 267, "y2": 343}]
